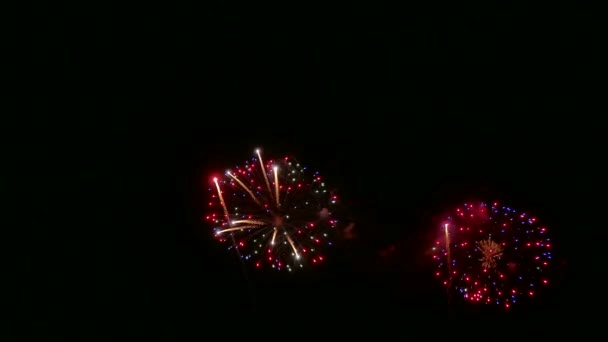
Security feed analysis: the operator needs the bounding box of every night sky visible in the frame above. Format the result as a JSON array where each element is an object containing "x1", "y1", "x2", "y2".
[{"x1": 25, "y1": 1, "x2": 601, "y2": 337}]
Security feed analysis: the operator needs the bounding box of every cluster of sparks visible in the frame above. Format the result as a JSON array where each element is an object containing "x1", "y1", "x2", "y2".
[
  {"x1": 477, "y1": 238, "x2": 503, "y2": 269},
  {"x1": 206, "y1": 148, "x2": 339, "y2": 272},
  {"x1": 432, "y1": 202, "x2": 552, "y2": 309}
]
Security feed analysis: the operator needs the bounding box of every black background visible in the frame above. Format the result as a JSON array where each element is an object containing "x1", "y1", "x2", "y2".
[{"x1": 23, "y1": 1, "x2": 602, "y2": 337}]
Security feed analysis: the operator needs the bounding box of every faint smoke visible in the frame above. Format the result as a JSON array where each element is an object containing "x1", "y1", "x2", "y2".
[
  {"x1": 319, "y1": 208, "x2": 330, "y2": 219},
  {"x1": 342, "y1": 222, "x2": 357, "y2": 240}
]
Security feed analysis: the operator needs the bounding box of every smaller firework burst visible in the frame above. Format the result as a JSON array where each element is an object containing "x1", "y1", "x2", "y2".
[{"x1": 431, "y1": 201, "x2": 552, "y2": 309}]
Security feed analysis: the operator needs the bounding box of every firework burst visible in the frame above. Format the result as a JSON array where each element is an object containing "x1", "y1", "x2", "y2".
[
  {"x1": 432, "y1": 201, "x2": 552, "y2": 309},
  {"x1": 206, "y1": 148, "x2": 339, "y2": 272}
]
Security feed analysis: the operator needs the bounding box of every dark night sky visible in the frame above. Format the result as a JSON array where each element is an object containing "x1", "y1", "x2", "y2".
[{"x1": 23, "y1": 1, "x2": 603, "y2": 337}]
